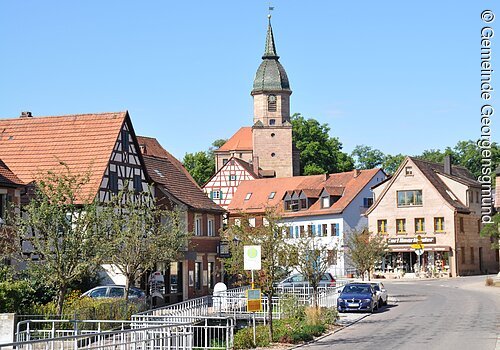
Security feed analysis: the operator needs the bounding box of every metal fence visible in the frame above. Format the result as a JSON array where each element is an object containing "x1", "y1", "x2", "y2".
[
  {"x1": 2, "y1": 322, "x2": 194, "y2": 350},
  {"x1": 7, "y1": 317, "x2": 235, "y2": 350}
]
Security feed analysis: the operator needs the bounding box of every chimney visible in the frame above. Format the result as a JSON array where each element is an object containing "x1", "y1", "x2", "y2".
[
  {"x1": 20, "y1": 111, "x2": 32, "y2": 118},
  {"x1": 252, "y1": 155, "x2": 260, "y2": 175},
  {"x1": 323, "y1": 173, "x2": 330, "y2": 181},
  {"x1": 444, "y1": 155, "x2": 452, "y2": 175},
  {"x1": 354, "y1": 169, "x2": 361, "y2": 178}
]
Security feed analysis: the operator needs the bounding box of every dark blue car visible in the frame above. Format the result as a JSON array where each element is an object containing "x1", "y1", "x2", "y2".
[{"x1": 337, "y1": 283, "x2": 378, "y2": 313}]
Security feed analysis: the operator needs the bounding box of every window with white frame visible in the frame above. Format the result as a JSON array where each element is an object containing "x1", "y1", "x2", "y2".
[
  {"x1": 195, "y1": 215, "x2": 202, "y2": 236},
  {"x1": 211, "y1": 190, "x2": 221, "y2": 199},
  {"x1": 208, "y1": 216, "x2": 215, "y2": 236},
  {"x1": 248, "y1": 217, "x2": 256, "y2": 227}
]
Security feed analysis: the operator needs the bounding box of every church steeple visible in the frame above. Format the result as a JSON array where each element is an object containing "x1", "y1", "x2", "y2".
[
  {"x1": 251, "y1": 13, "x2": 299, "y2": 178},
  {"x1": 263, "y1": 15, "x2": 279, "y2": 59}
]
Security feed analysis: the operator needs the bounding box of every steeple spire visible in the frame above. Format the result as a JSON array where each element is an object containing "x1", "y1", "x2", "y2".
[{"x1": 263, "y1": 14, "x2": 279, "y2": 59}]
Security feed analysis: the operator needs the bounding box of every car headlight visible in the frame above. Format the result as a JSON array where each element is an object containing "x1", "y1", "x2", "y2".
[{"x1": 338, "y1": 298, "x2": 344, "y2": 302}]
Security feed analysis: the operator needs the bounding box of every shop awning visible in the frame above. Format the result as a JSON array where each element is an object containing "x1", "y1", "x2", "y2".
[{"x1": 388, "y1": 245, "x2": 451, "y2": 252}]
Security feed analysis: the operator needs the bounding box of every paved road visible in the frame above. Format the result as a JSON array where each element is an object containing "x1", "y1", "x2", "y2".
[{"x1": 304, "y1": 276, "x2": 500, "y2": 350}]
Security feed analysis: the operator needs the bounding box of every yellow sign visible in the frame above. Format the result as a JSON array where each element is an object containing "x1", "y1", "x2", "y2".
[
  {"x1": 417, "y1": 235, "x2": 422, "y2": 244},
  {"x1": 247, "y1": 289, "x2": 261, "y2": 312},
  {"x1": 411, "y1": 243, "x2": 424, "y2": 250}
]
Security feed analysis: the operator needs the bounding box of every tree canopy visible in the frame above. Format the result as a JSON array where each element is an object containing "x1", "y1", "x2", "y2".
[
  {"x1": 183, "y1": 139, "x2": 227, "y2": 186},
  {"x1": 15, "y1": 167, "x2": 107, "y2": 315},
  {"x1": 291, "y1": 113, "x2": 354, "y2": 175},
  {"x1": 222, "y1": 209, "x2": 296, "y2": 342},
  {"x1": 346, "y1": 229, "x2": 387, "y2": 281},
  {"x1": 101, "y1": 186, "x2": 189, "y2": 300}
]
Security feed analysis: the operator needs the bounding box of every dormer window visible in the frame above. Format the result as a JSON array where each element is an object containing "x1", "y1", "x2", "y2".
[
  {"x1": 245, "y1": 193, "x2": 252, "y2": 201},
  {"x1": 269, "y1": 119, "x2": 276, "y2": 125},
  {"x1": 268, "y1": 95, "x2": 277, "y2": 112},
  {"x1": 300, "y1": 198, "x2": 307, "y2": 209},
  {"x1": 284, "y1": 199, "x2": 299, "y2": 211},
  {"x1": 321, "y1": 196, "x2": 330, "y2": 208},
  {"x1": 405, "y1": 166, "x2": 413, "y2": 176},
  {"x1": 268, "y1": 192, "x2": 276, "y2": 199}
]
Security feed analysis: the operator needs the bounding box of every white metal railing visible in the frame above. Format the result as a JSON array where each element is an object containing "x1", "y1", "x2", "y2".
[
  {"x1": 3, "y1": 322, "x2": 193, "y2": 350},
  {"x1": 10, "y1": 317, "x2": 235, "y2": 350}
]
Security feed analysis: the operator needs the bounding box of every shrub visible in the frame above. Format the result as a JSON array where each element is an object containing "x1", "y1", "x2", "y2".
[
  {"x1": 0, "y1": 280, "x2": 36, "y2": 314},
  {"x1": 319, "y1": 307, "x2": 338, "y2": 325},
  {"x1": 485, "y1": 277, "x2": 494, "y2": 286},
  {"x1": 234, "y1": 324, "x2": 270, "y2": 349},
  {"x1": 280, "y1": 295, "x2": 305, "y2": 320},
  {"x1": 26, "y1": 292, "x2": 147, "y2": 321}
]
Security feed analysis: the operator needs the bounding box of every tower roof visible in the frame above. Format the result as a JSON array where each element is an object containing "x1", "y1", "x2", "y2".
[{"x1": 252, "y1": 16, "x2": 291, "y2": 94}]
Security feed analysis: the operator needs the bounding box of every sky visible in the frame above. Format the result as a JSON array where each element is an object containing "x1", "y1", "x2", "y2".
[{"x1": 1, "y1": 1, "x2": 498, "y2": 161}]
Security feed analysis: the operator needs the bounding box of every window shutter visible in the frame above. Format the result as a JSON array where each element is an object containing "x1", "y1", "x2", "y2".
[
  {"x1": 220, "y1": 190, "x2": 223, "y2": 198},
  {"x1": 210, "y1": 191, "x2": 213, "y2": 199},
  {"x1": 335, "y1": 224, "x2": 340, "y2": 236},
  {"x1": 289, "y1": 227, "x2": 293, "y2": 238},
  {"x1": 317, "y1": 224, "x2": 321, "y2": 236},
  {"x1": 311, "y1": 225, "x2": 316, "y2": 236},
  {"x1": 295, "y1": 226, "x2": 299, "y2": 238}
]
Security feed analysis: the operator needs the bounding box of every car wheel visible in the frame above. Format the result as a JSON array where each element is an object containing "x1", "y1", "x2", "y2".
[{"x1": 378, "y1": 299, "x2": 382, "y2": 309}]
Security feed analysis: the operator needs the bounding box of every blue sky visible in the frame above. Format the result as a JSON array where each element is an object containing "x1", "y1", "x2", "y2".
[{"x1": 1, "y1": 1, "x2": 497, "y2": 160}]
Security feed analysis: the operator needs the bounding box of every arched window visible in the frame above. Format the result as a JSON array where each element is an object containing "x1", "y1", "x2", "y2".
[{"x1": 268, "y1": 95, "x2": 277, "y2": 112}]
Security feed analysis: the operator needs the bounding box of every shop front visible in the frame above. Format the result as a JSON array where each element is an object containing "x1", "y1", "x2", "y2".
[{"x1": 381, "y1": 236, "x2": 452, "y2": 277}]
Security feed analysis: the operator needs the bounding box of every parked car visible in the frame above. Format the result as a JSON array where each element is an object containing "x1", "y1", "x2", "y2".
[
  {"x1": 337, "y1": 283, "x2": 378, "y2": 313},
  {"x1": 368, "y1": 281, "x2": 388, "y2": 307},
  {"x1": 277, "y1": 273, "x2": 336, "y2": 289},
  {"x1": 82, "y1": 285, "x2": 146, "y2": 301}
]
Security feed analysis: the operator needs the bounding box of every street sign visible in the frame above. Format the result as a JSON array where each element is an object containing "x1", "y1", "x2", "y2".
[
  {"x1": 244, "y1": 245, "x2": 261, "y2": 270},
  {"x1": 415, "y1": 249, "x2": 424, "y2": 256},
  {"x1": 411, "y1": 243, "x2": 424, "y2": 250},
  {"x1": 247, "y1": 289, "x2": 262, "y2": 312}
]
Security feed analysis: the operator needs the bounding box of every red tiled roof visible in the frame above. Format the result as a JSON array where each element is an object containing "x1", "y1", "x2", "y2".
[
  {"x1": 137, "y1": 136, "x2": 202, "y2": 190},
  {"x1": 0, "y1": 112, "x2": 127, "y2": 200},
  {"x1": 228, "y1": 169, "x2": 381, "y2": 217},
  {"x1": 216, "y1": 127, "x2": 253, "y2": 152},
  {"x1": 143, "y1": 154, "x2": 224, "y2": 213},
  {"x1": 0, "y1": 159, "x2": 23, "y2": 187}
]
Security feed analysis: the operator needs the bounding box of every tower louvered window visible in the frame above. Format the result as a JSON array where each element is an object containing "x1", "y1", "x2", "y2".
[{"x1": 268, "y1": 95, "x2": 277, "y2": 112}]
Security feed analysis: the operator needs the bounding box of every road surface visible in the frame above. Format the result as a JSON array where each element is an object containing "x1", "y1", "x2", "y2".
[{"x1": 304, "y1": 275, "x2": 500, "y2": 350}]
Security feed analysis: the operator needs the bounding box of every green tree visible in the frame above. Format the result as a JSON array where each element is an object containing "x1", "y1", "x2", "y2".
[
  {"x1": 291, "y1": 113, "x2": 354, "y2": 175},
  {"x1": 346, "y1": 229, "x2": 387, "y2": 281},
  {"x1": 382, "y1": 153, "x2": 405, "y2": 175},
  {"x1": 480, "y1": 213, "x2": 500, "y2": 250},
  {"x1": 294, "y1": 237, "x2": 336, "y2": 308},
  {"x1": 102, "y1": 186, "x2": 188, "y2": 300},
  {"x1": 351, "y1": 145, "x2": 385, "y2": 170},
  {"x1": 16, "y1": 167, "x2": 106, "y2": 315},
  {"x1": 222, "y1": 209, "x2": 296, "y2": 343},
  {"x1": 183, "y1": 139, "x2": 227, "y2": 186}
]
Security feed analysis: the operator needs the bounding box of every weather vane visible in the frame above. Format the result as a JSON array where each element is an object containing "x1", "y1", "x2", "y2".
[{"x1": 268, "y1": 3, "x2": 274, "y2": 19}]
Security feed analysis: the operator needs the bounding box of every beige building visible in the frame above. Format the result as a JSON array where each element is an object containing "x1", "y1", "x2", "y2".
[
  {"x1": 214, "y1": 16, "x2": 299, "y2": 179},
  {"x1": 367, "y1": 156, "x2": 499, "y2": 277}
]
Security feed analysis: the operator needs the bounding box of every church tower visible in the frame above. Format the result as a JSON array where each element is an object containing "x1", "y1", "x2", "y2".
[{"x1": 251, "y1": 15, "x2": 299, "y2": 177}]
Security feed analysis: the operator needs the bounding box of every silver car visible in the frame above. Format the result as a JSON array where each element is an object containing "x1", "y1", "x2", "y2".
[{"x1": 368, "y1": 281, "x2": 388, "y2": 307}]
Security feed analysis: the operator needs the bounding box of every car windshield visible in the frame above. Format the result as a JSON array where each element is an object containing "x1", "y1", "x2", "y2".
[{"x1": 344, "y1": 285, "x2": 371, "y2": 294}]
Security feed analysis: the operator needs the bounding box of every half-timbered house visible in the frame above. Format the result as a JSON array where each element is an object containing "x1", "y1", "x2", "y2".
[
  {"x1": 138, "y1": 136, "x2": 226, "y2": 303},
  {"x1": 203, "y1": 157, "x2": 261, "y2": 209},
  {"x1": 0, "y1": 111, "x2": 149, "y2": 202}
]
